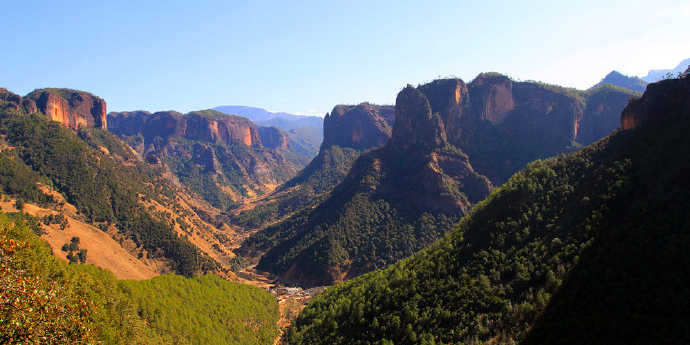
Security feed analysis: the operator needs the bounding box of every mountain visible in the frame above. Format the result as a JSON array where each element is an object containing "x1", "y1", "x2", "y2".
[
  {"x1": 215, "y1": 105, "x2": 324, "y2": 159},
  {"x1": 642, "y1": 57, "x2": 690, "y2": 82},
  {"x1": 232, "y1": 103, "x2": 394, "y2": 229},
  {"x1": 2, "y1": 88, "x2": 107, "y2": 129},
  {"x1": 0, "y1": 88, "x2": 262, "y2": 278},
  {"x1": 244, "y1": 87, "x2": 492, "y2": 285},
  {"x1": 246, "y1": 74, "x2": 637, "y2": 286},
  {"x1": 108, "y1": 109, "x2": 311, "y2": 212},
  {"x1": 214, "y1": 105, "x2": 314, "y2": 122},
  {"x1": 287, "y1": 75, "x2": 690, "y2": 344},
  {"x1": 592, "y1": 70, "x2": 647, "y2": 93}
]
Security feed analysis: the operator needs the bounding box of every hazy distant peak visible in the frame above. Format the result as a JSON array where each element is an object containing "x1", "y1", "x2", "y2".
[{"x1": 642, "y1": 58, "x2": 690, "y2": 82}]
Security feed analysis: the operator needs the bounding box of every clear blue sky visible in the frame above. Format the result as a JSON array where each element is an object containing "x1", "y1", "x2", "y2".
[{"x1": 1, "y1": 0, "x2": 689, "y2": 116}]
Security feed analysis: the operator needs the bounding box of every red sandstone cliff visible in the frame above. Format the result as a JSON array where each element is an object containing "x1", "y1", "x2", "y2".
[
  {"x1": 25, "y1": 88, "x2": 107, "y2": 130},
  {"x1": 322, "y1": 103, "x2": 395, "y2": 150}
]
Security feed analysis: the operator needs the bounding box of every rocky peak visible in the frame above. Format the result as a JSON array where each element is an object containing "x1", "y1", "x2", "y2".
[
  {"x1": 391, "y1": 85, "x2": 447, "y2": 152},
  {"x1": 621, "y1": 75, "x2": 690, "y2": 130},
  {"x1": 321, "y1": 102, "x2": 395, "y2": 150},
  {"x1": 418, "y1": 78, "x2": 469, "y2": 141},
  {"x1": 468, "y1": 74, "x2": 516, "y2": 126},
  {"x1": 258, "y1": 126, "x2": 289, "y2": 149},
  {"x1": 25, "y1": 88, "x2": 107, "y2": 130}
]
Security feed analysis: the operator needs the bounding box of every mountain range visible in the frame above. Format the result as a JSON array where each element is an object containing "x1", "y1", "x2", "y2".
[
  {"x1": 243, "y1": 73, "x2": 639, "y2": 286},
  {"x1": 1, "y1": 65, "x2": 688, "y2": 344},
  {"x1": 288, "y1": 71, "x2": 690, "y2": 345}
]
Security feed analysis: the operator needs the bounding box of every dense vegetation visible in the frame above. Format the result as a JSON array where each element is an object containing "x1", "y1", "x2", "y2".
[
  {"x1": 0, "y1": 111, "x2": 215, "y2": 276},
  {"x1": 288, "y1": 79, "x2": 690, "y2": 343},
  {"x1": 120, "y1": 274, "x2": 279, "y2": 345},
  {"x1": 0, "y1": 212, "x2": 279, "y2": 344},
  {"x1": 246, "y1": 142, "x2": 488, "y2": 285}
]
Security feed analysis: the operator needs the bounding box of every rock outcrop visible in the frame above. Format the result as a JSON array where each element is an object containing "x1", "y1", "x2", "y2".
[
  {"x1": 109, "y1": 110, "x2": 264, "y2": 148},
  {"x1": 405, "y1": 74, "x2": 636, "y2": 183},
  {"x1": 25, "y1": 88, "x2": 107, "y2": 130},
  {"x1": 258, "y1": 126, "x2": 289, "y2": 149},
  {"x1": 321, "y1": 102, "x2": 395, "y2": 150},
  {"x1": 621, "y1": 75, "x2": 690, "y2": 130},
  {"x1": 107, "y1": 109, "x2": 309, "y2": 207}
]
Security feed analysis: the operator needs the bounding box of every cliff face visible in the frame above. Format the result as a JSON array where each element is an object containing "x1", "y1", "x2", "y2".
[
  {"x1": 621, "y1": 76, "x2": 690, "y2": 130},
  {"x1": 322, "y1": 103, "x2": 395, "y2": 150},
  {"x1": 252, "y1": 84, "x2": 493, "y2": 285},
  {"x1": 109, "y1": 110, "x2": 265, "y2": 147},
  {"x1": 406, "y1": 75, "x2": 635, "y2": 183},
  {"x1": 108, "y1": 109, "x2": 308, "y2": 208},
  {"x1": 25, "y1": 89, "x2": 107, "y2": 130},
  {"x1": 258, "y1": 126, "x2": 289, "y2": 149}
]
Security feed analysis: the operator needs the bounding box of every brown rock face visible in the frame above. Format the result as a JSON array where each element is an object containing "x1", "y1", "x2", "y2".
[
  {"x1": 258, "y1": 126, "x2": 289, "y2": 149},
  {"x1": 391, "y1": 86, "x2": 447, "y2": 152},
  {"x1": 620, "y1": 76, "x2": 690, "y2": 130},
  {"x1": 25, "y1": 89, "x2": 107, "y2": 130},
  {"x1": 108, "y1": 110, "x2": 263, "y2": 147},
  {"x1": 322, "y1": 102, "x2": 395, "y2": 150}
]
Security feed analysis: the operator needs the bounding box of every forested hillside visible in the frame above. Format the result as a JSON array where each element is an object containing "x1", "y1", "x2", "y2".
[
  {"x1": 232, "y1": 103, "x2": 394, "y2": 229},
  {"x1": 0, "y1": 212, "x2": 278, "y2": 344},
  {"x1": 0, "y1": 89, "x2": 242, "y2": 277},
  {"x1": 287, "y1": 75, "x2": 690, "y2": 344}
]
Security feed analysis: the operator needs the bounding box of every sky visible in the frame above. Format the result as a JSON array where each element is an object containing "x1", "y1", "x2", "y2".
[{"x1": 1, "y1": 0, "x2": 689, "y2": 116}]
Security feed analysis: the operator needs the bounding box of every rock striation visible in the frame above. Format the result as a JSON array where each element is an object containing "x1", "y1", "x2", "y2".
[
  {"x1": 107, "y1": 109, "x2": 309, "y2": 207},
  {"x1": 321, "y1": 102, "x2": 395, "y2": 150},
  {"x1": 25, "y1": 88, "x2": 107, "y2": 130}
]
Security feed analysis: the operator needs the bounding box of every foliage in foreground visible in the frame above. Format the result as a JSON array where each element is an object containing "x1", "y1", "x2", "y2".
[{"x1": 0, "y1": 211, "x2": 279, "y2": 344}]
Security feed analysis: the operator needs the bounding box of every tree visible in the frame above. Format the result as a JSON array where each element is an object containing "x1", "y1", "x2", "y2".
[{"x1": 14, "y1": 197, "x2": 24, "y2": 211}]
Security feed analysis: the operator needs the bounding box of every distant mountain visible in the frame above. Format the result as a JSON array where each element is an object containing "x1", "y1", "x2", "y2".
[
  {"x1": 642, "y1": 57, "x2": 690, "y2": 82},
  {"x1": 214, "y1": 105, "x2": 321, "y2": 123},
  {"x1": 288, "y1": 75, "x2": 690, "y2": 345},
  {"x1": 232, "y1": 103, "x2": 394, "y2": 230},
  {"x1": 246, "y1": 74, "x2": 638, "y2": 286},
  {"x1": 108, "y1": 109, "x2": 311, "y2": 212},
  {"x1": 592, "y1": 70, "x2": 647, "y2": 93},
  {"x1": 255, "y1": 116, "x2": 323, "y2": 130},
  {"x1": 215, "y1": 105, "x2": 323, "y2": 158}
]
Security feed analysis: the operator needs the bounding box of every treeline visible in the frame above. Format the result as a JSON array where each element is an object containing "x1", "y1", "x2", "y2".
[{"x1": 0, "y1": 211, "x2": 279, "y2": 344}]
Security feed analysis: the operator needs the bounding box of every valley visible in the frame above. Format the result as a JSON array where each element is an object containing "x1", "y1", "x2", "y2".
[{"x1": 1, "y1": 64, "x2": 689, "y2": 344}]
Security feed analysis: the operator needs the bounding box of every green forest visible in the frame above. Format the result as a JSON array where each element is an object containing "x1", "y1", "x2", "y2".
[
  {"x1": 0, "y1": 211, "x2": 279, "y2": 344},
  {"x1": 0, "y1": 111, "x2": 214, "y2": 276},
  {"x1": 288, "y1": 78, "x2": 690, "y2": 344}
]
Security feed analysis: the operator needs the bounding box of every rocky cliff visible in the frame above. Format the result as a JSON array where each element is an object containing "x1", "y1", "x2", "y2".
[
  {"x1": 25, "y1": 88, "x2": 107, "y2": 130},
  {"x1": 620, "y1": 75, "x2": 690, "y2": 130},
  {"x1": 232, "y1": 102, "x2": 396, "y2": 229},
  {"x1": 249, "y1": 85, "x2": 491, "y2": 285},
  {"x1": 406, "y1": 74, "x2": 636, "y2": 183},
  {"x1": 257, "y1": 126, "x2": 289, "y2": 149},
  {"x1": 321, "y1": 102, "x2": 395, "y2": 150},
  {"x1": 108, "y1": 109, "x2": 309, "y2": 209}
]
